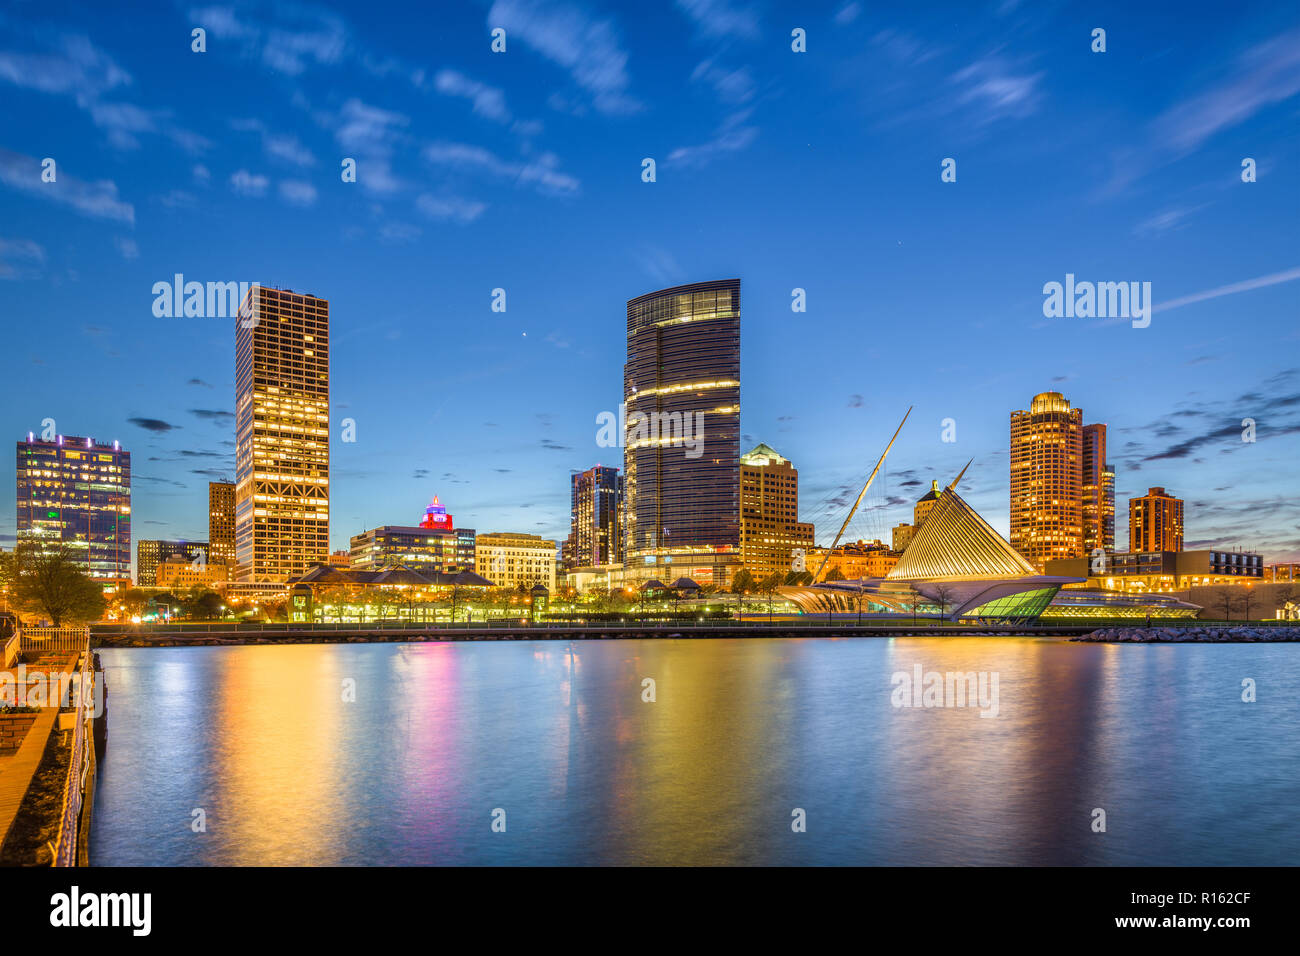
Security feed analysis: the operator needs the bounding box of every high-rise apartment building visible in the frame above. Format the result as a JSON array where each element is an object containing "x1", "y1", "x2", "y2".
[
  {"x1": 563, "y1": 465, "x2": 623, "y2": 569},
  {"x1": 739, "y1": 443, "x2": 814, "y2": 580},
  {"x1": 623, "y1": 279, "x2": 741, "y2": 587},
  {"x1": 208, "y1": 481, "x2": 236, "y2": 565},
  {"x1": 1010, "y1": 391, "x2": 1086, "y2": 570},
  {"x1": 234, "y1": 286, "x2": 330, "y2": 582},
  {"x1": 137, "y1": 538, "x2": 209, "y2": 587},
  {"x1": 1081, "y1": 423, "x2": 1115, "y2": 555},
  {"x1": 1130, "y1": 487, "x2": 1184, "y2": 552},
  {"x1": 15, "y1": 434, "x2": 131, "y2": 587}
]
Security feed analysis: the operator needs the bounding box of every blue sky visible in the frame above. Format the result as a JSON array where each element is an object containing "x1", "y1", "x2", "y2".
[{"x1": 1, "y1": 0, "x2": 1298, "y2": 564}]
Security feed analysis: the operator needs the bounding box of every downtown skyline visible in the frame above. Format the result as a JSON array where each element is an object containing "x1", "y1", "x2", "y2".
[{"x1": 1, "y1": 0, "x2": 1297, "y2": 562}]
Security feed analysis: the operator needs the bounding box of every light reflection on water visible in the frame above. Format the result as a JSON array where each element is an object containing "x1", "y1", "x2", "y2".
[{"x1": 90, "y1": 638, "x2": 1300, "y2": 865}]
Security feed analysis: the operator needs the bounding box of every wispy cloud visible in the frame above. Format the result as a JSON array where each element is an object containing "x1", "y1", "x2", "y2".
[
  {"x1": 0, "y1": 237, "x2": 45, "y2": 279},
  {"x1": 952, "y1": 56, "x2": 1043, "y2": 124},
  {"x1": 416, "y1": 194, "x2": 487, "y2": 224},
  {"x1": 0, "y1": 148, "x2": 134, "y2": 223},
  {"x1": 230, "y1": 169, "x2": 269, "y2": 196},
  {"x1": 666, "y1": 109, "x2": 758, "y2": 167},
  {"x1": 434, "y1": 69, "x2": 511, "y2": 123},
  {"x1": 487, "y1": 0, "x2": 640, "y2": 114},
  {"x1": 675, "y1": 0, "x2": 760, "y2": 40},
  {"x1": 423, "y1": 141, "x2": 579, "y2": 195},
  {"x1": 1153, "y1": 266, "x2": 1300, "y2": 314},
  {"x1": 278, "y1": 179, "x2": 317, "y2": 206}
]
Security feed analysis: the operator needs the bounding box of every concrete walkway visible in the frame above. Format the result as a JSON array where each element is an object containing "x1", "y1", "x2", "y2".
[{"x1": 0, "y1": 708, "x2": 58, "y2": 851}]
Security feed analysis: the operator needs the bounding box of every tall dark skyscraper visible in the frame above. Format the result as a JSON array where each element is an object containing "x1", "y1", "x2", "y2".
[
  {"x1": 1081, "y1": 423, "x2": 1115, "y2": 556},
  {"x1": 235, "y1": 286, "x2": 330, "y2": 582},
  {"x1": 623, "y1": 279, "x2": 741, "y2": 587},
  {"x1": 563, "y1": 465, "x2": 623, "y2": 569},
  {"x1": 15, "y1": 433, "x2": 131, "y2": 587}
]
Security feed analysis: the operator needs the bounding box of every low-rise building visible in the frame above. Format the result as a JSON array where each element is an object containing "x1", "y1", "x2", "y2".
[
  {"x1": 476, "y1": 532, "x2": 557, "y2": 590},
  {"x1": 1045, "y1": 549, "x2": 1263, "y2": 593}
]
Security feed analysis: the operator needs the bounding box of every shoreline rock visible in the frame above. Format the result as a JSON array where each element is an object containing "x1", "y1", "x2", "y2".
[{"x1": 1073, "y1": 625, "x2": 1300, "y2": 643}]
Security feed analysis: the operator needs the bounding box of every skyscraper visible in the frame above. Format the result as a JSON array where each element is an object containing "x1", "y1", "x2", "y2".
[
  {"x1": 1081, "y1": 423, "x2": 1115, "y2": 555},
  {"x1": 1010, "y1": 391, "x2": 1084, "y2": 570},
  {"x1": 623, "y1": 279, "x2": 741, "y2": 587},
  {"x1": 15, "y1": 434, "x2": 131, "y2": 587},
  {"x1": 739, "y1": 443, "x2": 814, "y2": 580},
  {"x1": 234, "y1": 286, "x2": 330, "y2": 582},
  {"x1": 1130, "y1": 487, "x2": 1184, "y2": 552},
  {"x1": 208, "y1": 480, "x2": 236, "y2": 565},
  {"x1": 564, "y1": 465, "x2": 623, "y2": 569}
]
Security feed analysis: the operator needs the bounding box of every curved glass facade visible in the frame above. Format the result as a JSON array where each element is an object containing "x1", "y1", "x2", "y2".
[{"x1": 623, "y1": 279, "x2": 740, "y2": 587}]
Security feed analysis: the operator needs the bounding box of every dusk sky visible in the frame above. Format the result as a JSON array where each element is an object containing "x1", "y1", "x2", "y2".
[{"x1": 1, "y1": 0, "x2": 1297, "y2": 564}]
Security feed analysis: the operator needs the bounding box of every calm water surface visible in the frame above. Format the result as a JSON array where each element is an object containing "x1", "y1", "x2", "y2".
[{"x1": 90, "y1": 638, "x2": 1300, "y2": 865}]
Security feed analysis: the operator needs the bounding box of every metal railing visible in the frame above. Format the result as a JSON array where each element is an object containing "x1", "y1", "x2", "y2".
[
  {"x1": 52, "y1": 639, "x2": 93, "y2": 867},
  {"x1": 2, "y1": 629, "x2": 19, "y2": 668},
  {"x1": 19, "y1": 626, "x2": 92, "y2": 656}
]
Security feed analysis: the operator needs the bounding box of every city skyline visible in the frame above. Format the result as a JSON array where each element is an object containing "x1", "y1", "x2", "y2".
[{"x1": 1, "y1": 1, "x2": 1297, "y2": 562}]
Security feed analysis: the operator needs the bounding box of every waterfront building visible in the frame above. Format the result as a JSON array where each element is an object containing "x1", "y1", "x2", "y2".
[
  {"x1": 1081, "y1": 424, "x2": 1115, "y2": 555},
  {"x1": 564, "y1": 563, "x2": 627, "y2": 594},
  {"x1": 1045, "y1": 549, "x2": 1262, "y2": 593},
  {"x1": 234, "y1": 285, "x2": 330, "y2": 582},
  {"x1": 475, "y1": 532, "x2": 557, "y2": 590},
  {"x1": 623, "y1": 279, "x2": 741, "y2": 588},
  {"x1": 807, "y1": 540, "x2": 899, "y2": 582},
  {"x1": 739, "y1": 443, "x2": 815, "y2": 581},
  {"x1": 137, "y1": 538, "x2": 208, "y2": 586},
  {"x1": 15, "y1": 434, "x2": 131, "y2": 588},
  {"x1": 1266, "y1": 563, "x2": 1300, "y2": 583},
  {"x1": 350, "y1": 498, "x2": 475, "y2": 574},
  {"x1": 156, "y1": 555, "x2": 234, "y2": 590},
  {"x1": 1129, "y1": 487, "x2": 1183, "y2": 553},
  {"x1": 563, "y1": 465, "x2": 623, "y2": 569},
  {"x1": 1010, "y1": 391, "x2": 1097, "y2": 570},
  {"x1": 208, "y1": 481, "x2": 236, "y2": 565}
]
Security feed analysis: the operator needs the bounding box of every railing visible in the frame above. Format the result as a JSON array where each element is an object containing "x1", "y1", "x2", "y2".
[
  {"x1": 53, "y1": 639, "x2": 93, "y2": 867},
  {"x1": 2, "y1": 629, "x2": 19, "y2": 668},
  {"x1": 20, "y1": 626, "x2": 92, "y2": 656}
]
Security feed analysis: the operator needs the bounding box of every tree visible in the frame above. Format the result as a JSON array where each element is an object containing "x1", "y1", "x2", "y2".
[
  {"x1": 9, "y1": 543, "x2": 107, "y2": 626},
  {"x1": 784, "y1": 569, "x2": 813, "y2": 586},
  {"x1": 731, "y1": 568, "x2": 756, "y2": 619},
  {"x1": 1209, "y1": 587, "x2": 1240, "y2": 621},
  {"x1": 1238, "y1": 587, "x2": 1258, "y2": 621},
  {"x1": 930, "y1": 584, "x2": 956, "y2": 624},
  {"x1": 758, "y1": 572, "x2": 784, "y2": 622},
  {"x1": 825, "y1": 566, "x2": 846, "y2": 583}
]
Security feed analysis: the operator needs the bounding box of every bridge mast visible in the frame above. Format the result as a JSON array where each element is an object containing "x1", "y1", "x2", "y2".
[{"x1": 812, "y1": 406, "x2": 912, "y2": 585}]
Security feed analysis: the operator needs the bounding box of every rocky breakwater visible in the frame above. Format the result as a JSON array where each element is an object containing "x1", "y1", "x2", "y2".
[{"x1": 1073, "y1": 625, "x2": 1300, "y2": 643}]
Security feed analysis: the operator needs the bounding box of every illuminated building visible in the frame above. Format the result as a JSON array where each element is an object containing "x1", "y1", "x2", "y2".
[
  {"x1": 1045, "y1": 549, "x2": 1260, "y2": 593},
  {"x1": 16, "y1": 434, "x2": 131, "y2": 587},
  {"x1": 563, "y1": 465, "x2": 623, "y2": 569},
  {"x1": 892, "y1": 522, "x2": 914, "y2": 552},
  {"x1": 476, "y1": 532, "x2": 557, "y2": 590},
  {"x1": 780, "y1": 464, "x2": 1199, "y2": 622},
  {"x1": 156, "y1": 555, "x2": 233, "y2": 589},
  {"x1": 350, "y1": 498, "x2": 475, "y2": 573},
  {"x1": 739, "y1": 443, "x2": 814, "y2": 580},
  {"x1": 914, "y1": 481, "x2": 943, "y2": 529},
  {"x1": 564, "y1": 563, "x2": 626, "y2": 594},
  {"x1": 1010, "y1": 391, "x2": 1085, "y2": 570},
  {"x1": 234, "y1": 286, "x2": 330, "y2": 582},
  {"x1": 1267, "y1": 563, "x2": 1300, "y2": 583},
  {"x1": 137, "y1": 539, "x2": 208, "y2": 586},
  {"x1": 623, "y1": 280, "x2": 741, "y2": 587},
  {"x1": 208, "y1": 481, "x2": 236, "y2": 565},
  {"x1": 327, "y1": 550, "x2": 350, "y2": 568},
  {"x1": 806, "y1": 540, "x2": 898, "y2": 582},
  {"x1": 1129, "y1": 486, "x2": 1183, "y2": 552},
  {"x1": 1081, "y1": 424, "x2": 1115, "y2": 555}
]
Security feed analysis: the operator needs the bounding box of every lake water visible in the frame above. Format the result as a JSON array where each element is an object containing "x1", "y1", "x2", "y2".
[{"x1": 90, "y1": 638, "x2": 1300, "y2": 865}]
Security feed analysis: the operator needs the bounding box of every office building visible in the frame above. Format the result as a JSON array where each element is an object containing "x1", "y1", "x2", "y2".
[
  {"x1": 1130, "y1": 487, "x2": 1184, "y2": 553},
  {"x1": 349, "y1": 498, "x2": 475, "y2": 574},
  {"x1": 476, "y1": 532, "x2": 557, "y2": 590},
  {"x1": 15, "y1": 434, "x2": 131, "y2": 587},
  {"x1": 563, "y1": 465, "x2": 623, "y2": 569},
  {"x1": 234, "y1": 286, "x2": 330, "y2": 582},
  {"x1": 137, "y1": 538, "x2": 208, "y2": 587},
  {"x1": 208, "y1": 481, "x2": 236, "y2": 565},
  {"x1": 1081, "y1": 423, "x2": 1115, "y2": 555},
  {"x1": 738, "y1": 443, "x2": 814, "y2": 580},
  {"x1": 623, "y1": 279, "x2": 741, "y2": 587},
  {"x1": 892, "y1": 522, "x2": 914, "y2": 553}
]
